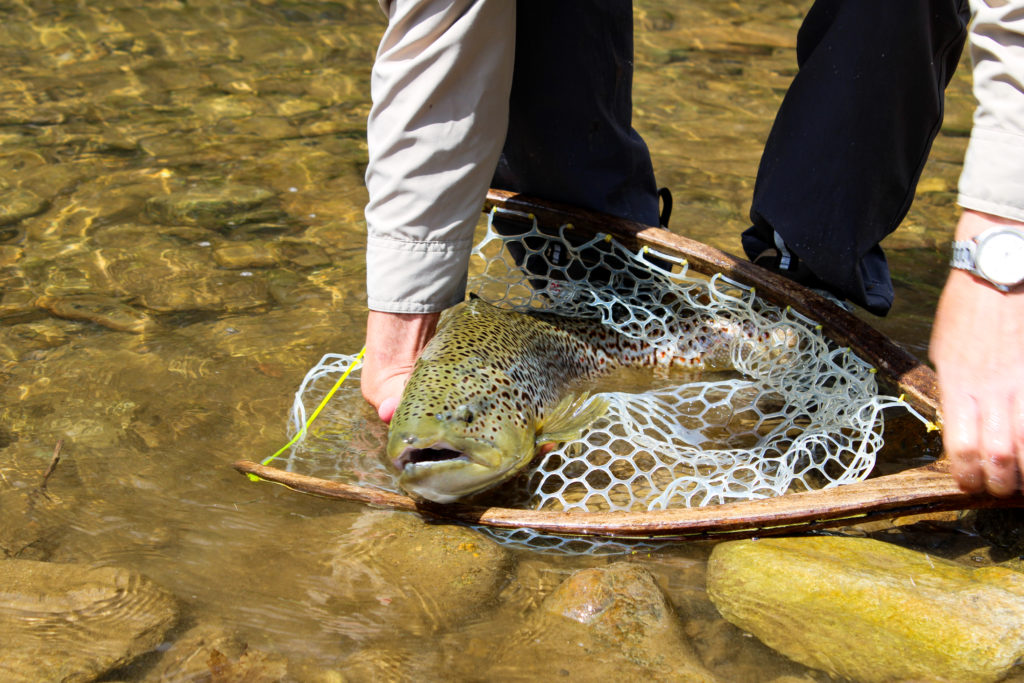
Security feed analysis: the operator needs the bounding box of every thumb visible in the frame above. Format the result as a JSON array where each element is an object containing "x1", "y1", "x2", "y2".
[{"x1": 378, "y1": 396, "x2": 400, "y2": 424}]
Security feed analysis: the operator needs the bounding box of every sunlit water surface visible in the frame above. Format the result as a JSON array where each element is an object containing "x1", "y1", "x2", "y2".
[{"x1": 0, "y1": 1, "x2": 991, "y2": 680}]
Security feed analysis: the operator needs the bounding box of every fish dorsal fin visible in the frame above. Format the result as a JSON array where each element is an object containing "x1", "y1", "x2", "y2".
[{"x1": 536, "y1": 392, "x2": 609, "y2": 446}]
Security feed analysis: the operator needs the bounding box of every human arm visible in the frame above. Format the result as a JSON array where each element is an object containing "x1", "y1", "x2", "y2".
[
  {"x1": 362, "y1": 0, "x2": 515, "y2": 418},
  {"x1": 930, "y1": 0, "x2": 1024, "y2": 494},
  {"x1": 361, "y1": 310, "x2": 438, "y2": 422},
  {"x1": 930, "y1": 211, "x2": 1024, "y2": 495}
]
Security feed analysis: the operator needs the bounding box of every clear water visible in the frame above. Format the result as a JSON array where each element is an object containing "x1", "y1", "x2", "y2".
[{"x1": 0, "y1": 1, "x2": 989, "y2": 680}]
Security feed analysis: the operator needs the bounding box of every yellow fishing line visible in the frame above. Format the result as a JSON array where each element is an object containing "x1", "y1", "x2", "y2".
[{"x1": 247, "y1": 346, "x2": 366, "y2": 482}]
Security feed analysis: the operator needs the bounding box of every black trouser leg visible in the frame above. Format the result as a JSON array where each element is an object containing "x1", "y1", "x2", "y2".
[
  {"x1": 743, "y1": 0, "x2": 969, "y2": 315},
  {"x1": 491, "y1": 0, "x2": 661, "y2": 291},
  {"x1": 493, "y1": 0, "x2": 659, "y2": 225}
]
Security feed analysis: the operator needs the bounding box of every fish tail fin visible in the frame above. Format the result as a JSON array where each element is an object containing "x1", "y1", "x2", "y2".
[{"x1": 536, "y1": 392, "x2": 609, "y2": 446}]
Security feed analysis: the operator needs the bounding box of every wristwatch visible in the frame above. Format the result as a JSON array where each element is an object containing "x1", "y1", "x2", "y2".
[{"x1": 950, "y1": 225, "x2": 1024, "y2": 292}]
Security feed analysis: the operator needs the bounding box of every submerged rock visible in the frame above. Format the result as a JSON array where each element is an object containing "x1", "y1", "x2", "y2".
[
  {"x1": 487, "y1": 562, "x2": 717, "y2": 681},
  {"x1": 0, "y1": 560, "x2": 178, "y2": 683},
  {"x1": 974, "y1": 508, "x2": 1024, "y2": 556},
  {"x1": 0, "y1": 486, "x2": 66, "y2": 561},
  {"x1": 145, "y1": 184, "x2": 277, "y2": 229},
  {"x1": 0, "y1": 245, "x2": 23, "y2": 266},
  {"x1": 0, "y1": 188, "x2": 48, "y2": 226},
  {"x1": 212, "y1": 241, "x2": 279, "y2": 269},
  {"x1": 326, "y1": 511, "x2": 514, "y2": 634},
  {"x1": 338, "y1": 640, "x2": 443, "y2": 683},
  {"x1": 272, "y1": 239, "x2": 331, "y2": 268},
  {"x1": 0, "y1": 290, "x2": 39, "y2": 322},
  {"x1": 706, "y1": 536, "x2": 1024, "y2": 683},
  {"x1": 146, "y1": 621, "x2": 293, "y2": 683},
  {"x1": 36, "y1": 294, "x2": 157, "y2": 334}
]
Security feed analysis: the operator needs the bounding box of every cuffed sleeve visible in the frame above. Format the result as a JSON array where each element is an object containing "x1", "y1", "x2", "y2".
[
  {"x1": 958, "y1": 0, "x2": 1024, "y2": 222},
  {"x1": 364, "y1": 0, "x2": 516, "y2": 313}
]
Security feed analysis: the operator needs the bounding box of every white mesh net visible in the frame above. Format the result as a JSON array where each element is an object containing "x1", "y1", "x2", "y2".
[{"x1": 278, "y1": 210, "x2": 930, "y2": 517}]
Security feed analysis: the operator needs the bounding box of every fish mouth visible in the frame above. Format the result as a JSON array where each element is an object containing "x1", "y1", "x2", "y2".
[
  {"x1": 393, "y1": 441, "x2": 475, "y2": 470},
  {"x1": 389, "y1": 438, "x2": 522, "y2": 504}
]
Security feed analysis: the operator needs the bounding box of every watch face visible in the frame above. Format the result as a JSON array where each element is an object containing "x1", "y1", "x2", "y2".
[{"x1": 976, "y1": 228, "x2": 1024, "y2": 287}]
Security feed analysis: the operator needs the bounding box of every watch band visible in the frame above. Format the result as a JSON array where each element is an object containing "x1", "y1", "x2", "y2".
[
  {"x1": 949, "y1": 239, "x2": 976, "y2": 271},
  {"x1": 949, "y1": 226, "x2": 1024, "y2": 293}
]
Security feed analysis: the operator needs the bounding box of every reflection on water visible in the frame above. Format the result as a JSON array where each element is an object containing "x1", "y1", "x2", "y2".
[{"x1": 0, "y1": 0, "x2": 983, "y2": 680}]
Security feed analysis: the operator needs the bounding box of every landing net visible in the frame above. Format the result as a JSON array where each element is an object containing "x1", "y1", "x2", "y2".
[{"x1": 280, "y1": 210, "x2": 931, "y2": 515}]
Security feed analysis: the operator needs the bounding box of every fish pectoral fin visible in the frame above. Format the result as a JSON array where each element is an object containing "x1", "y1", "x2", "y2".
[{"x1": 536, "y1": 392, "x2": 609, "y2": 445}]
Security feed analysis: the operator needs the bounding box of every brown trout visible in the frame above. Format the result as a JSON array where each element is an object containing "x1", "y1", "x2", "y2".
[{"x1": 386, "y1": 296, "x2": 746, "y2": 503}]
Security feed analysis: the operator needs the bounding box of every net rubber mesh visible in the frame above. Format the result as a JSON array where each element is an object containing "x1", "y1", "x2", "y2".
[{"x1": 282, "y1": 210, "x2": 930, "y2": 520}]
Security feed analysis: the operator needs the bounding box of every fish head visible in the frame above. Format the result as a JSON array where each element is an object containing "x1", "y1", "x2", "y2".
[{"x1": 385, "y1": 365, "x2": 537, "y2": 504}]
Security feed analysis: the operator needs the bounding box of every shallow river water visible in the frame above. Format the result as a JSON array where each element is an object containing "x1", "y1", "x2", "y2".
[{"x1": 0, "y1": 1, "x2": 1012, "y2": 681}]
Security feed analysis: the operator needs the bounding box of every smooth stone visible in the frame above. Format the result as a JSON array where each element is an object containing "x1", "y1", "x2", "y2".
[
  {"x1": 299, "y1": 118, "x2": 347, "y2": 137},
  {"x1": 0, "y1": 290, "x2": 38, "y2": 322},
  {"x1": 179, "y1": 304, "x2": 349, "y2": 367},
  {"x1": 18, "y1": 160, "x2": 93, "y2": 207},
  {"x1": 0, "y1": 245, "x2": 23, "y2": 265},
  {"x1": 36, "y1": 294, "x2": 157, "y2": 334},
  {"x1": 136, "y1": 271, "x2": 270, "y2": 312},
  {"x1": 304, "y1": 68, "x2": 355, "y2": 105},
  {"x1": 0, "y1": 482, "x2": 72, "y2": 561},
  {"x1": 213, "y1": 115, "x2": 299, "y2": 141},
  {"x1": 1, "y1": 225, "x2": 25, "y2": 244},
  {"x1": 707, "y1": 536, "x2": 1024, "y2": 683},
  {"x1": 145, "y1": 621, "x2": 305, "y2": 683},
  {"x1": 212, "y1": 242, "x2": 280, "y2": 269},
  {"x1": 88, "y1": 245, "x2": 271, "y2": 313},
  {"x1": 326, "y1": 511, "x2": 514, "y2": 634},
  {"x1": 337, "y1": 640, "x2": 442, "y2": 683},
  {"x1": 20, "y1": 253, "x2": 114, "y2": 298},
  {"x1": 145, "y1": 185, "x2": 275, "y2": 228},
  {"x1": 271, "y1": 239, "x2": 331, "y2": 268},
  {"x1": 229, "y1": 25, "x2": 323, "y2": 64},
  {"x1": 137, "y1": 133, "x2": 200, "y2": 159},
  {"x1": 549, "y1": 562, "x2": 717, "y2": 680},
  {"x1": 266, "y1": 269, "x2": 331, "y2": 307},
  {"x1": 1, "y1": 319, "x2": 77, "y2": 353},
  {"x1": 0, "y1": 560, "x2": 178, "y2": 683},
  {"x1": 89, "y1": 224, "x2": 219, "y2": 250},
  {"x1": 488, "y1": 562, "x2": 717, "y2": 681},
  {"x1": 273, "y1": 97, "x2": 322, "y2": 117},
  {"x1": 0, "y1": 188, "x2": 48, "y2": 226},
  {"x1": 641, "y1": 551, "x2": 827, "y2": 681},
  {"x1": 192, "y1": 94, "x2": 258, "y2": 121},
  {"x1": 0, "y1": 106, "x2": 65, "y2": 126},
  {"x1": 223, "y1": 221, "x2": 298, "y2": 239}
]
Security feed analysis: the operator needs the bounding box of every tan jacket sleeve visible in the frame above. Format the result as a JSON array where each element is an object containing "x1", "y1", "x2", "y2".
[
  {"x1": 958, "y1": 0, "x2": 1024, "y2": 222},
  {"x1": 364, "y1": 0, "x2": 516, "y2": 314}
]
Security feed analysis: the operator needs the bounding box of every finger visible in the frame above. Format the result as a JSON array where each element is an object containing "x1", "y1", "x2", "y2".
[
  {"x1": 941, "y1": 390, "x2": 985, "y2": 493},
  {"x1": 378, "y1": 396, "x2": 400, "y2": 424},
  {"x1": 1015, "y1": 391, "x2": 1024, "y2": 492},
  {"x1": 978, "y1": 398, "x2": 1018, "y2": 497}
]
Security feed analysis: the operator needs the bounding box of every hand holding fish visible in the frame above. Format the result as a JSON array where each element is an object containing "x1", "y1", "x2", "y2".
[
  {"x1": 362, "y1": 310, "x2": 439, "y2": 423},
  {"x1": 930, "y1": 210, "x2": 1024, "y2": 496}
]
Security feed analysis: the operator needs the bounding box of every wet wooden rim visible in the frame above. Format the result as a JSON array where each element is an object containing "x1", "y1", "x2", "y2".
[{"x1": 233, "y1": 190, "x2": 1023, "y2": 539}]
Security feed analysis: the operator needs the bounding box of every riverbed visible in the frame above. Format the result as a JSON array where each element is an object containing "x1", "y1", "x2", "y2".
[{"x1": 0, "y1": 1, "x2": 1009, "y2": 681}]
